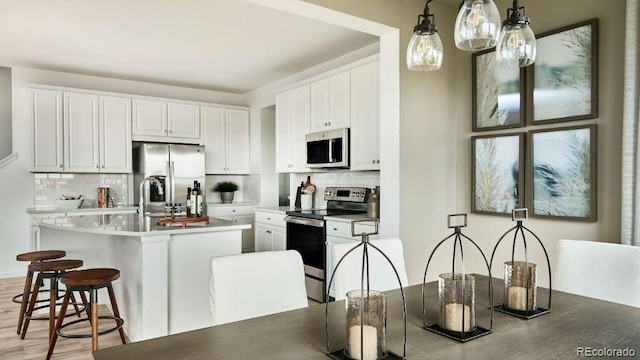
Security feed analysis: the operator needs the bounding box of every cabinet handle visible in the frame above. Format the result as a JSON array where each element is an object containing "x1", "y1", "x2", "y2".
[
  {"x1": 372, "y1": 159, "x2": 375, "y2": 164},
  {"x1": 328, "y1": 122, "x2": 331, "y2": 126},
  {"x1": 267, "y1": 230, "x2": 271, "y2": 234},
  {"x1": 377, "y1": 159, "x2": 380, "y2": 164},
  {"x1": 59, "y1": 164, "x2": 63, "y2": 168},
  {"x1": 267, "y1": 217, "x2": 271, "y2": 220},
  {"x1": 232, "y1": 210, "x2": 236, "y2": 212},
  {"x1": 168, "y1": 129, "x2": 172, "y2": 133},
  {"x1": 164, "y1": 129, "x2": 168, "y2": 133},
  {"x1": 96, "y1": 165, "x2": 99, "y2": 168},
  {"x1": 102, "y1": 165, "x2": 105, "y2": 168},
  {"x1": 333, "y1": 228, "x2": 338, "y2": 231}
]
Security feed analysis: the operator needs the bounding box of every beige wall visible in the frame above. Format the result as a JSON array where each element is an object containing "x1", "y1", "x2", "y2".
[{"x1": 306, "y1": 0, "x2": 626, "y2": 285}]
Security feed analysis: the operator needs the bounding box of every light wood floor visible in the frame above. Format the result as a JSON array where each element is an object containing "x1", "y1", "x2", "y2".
[{"x1": 1, "y1": 276, "x2": 127, "y2": 360}]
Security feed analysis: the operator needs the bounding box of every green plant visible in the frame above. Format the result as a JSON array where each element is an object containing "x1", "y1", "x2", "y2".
[{"x1": 213, "y1": 181, "x2": 239, "y2": 192}]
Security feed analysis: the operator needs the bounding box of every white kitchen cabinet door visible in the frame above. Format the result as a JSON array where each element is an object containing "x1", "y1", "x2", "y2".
[
  {"x1": 167, "y1": 102, "x2": 200, "y2": 140},
  {"x1": 202, "y1": 107, "x2": 250, "y2": 174},
  {"x1": 64, "y1": 92, "x2": 100, "y2": 173},
  {"x1": 29, "y1": 88, "x2": 64, "y2": 172},
  {"x1": 275, "y1": 85, "x2": 309, "y2": 173},
  {"x1": 309, "y1": 72, "x2": 350, "y2": 134},
  {"x1": 100, "y1": 96, "x2": 132, "y2": 173},
  {"x1": 225, "y1": 109, "x2": 250, "y2": 174},
  {"x1": 202, "y1": 106, "x2": 226, "y2": 173},
  {"x1": 270, "y1": 226, "x2": 287, "y2": 251},
  {"x1": 132, "y1": 99, "x2": 167, "y2": 137},
  {"x1": 350, "y1": 61, "x2": 380, "y2": 171},
  {"x1": 254, "y1": 223, "x2": 270, "y2": 252}
]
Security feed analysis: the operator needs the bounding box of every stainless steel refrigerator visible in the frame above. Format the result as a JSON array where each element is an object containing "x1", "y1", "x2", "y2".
[{"x1": 133, "y1": 142, "x2": 205, "y2": 215}]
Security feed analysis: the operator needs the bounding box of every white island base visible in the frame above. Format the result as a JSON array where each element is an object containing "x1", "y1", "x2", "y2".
[{"x1": 38, "y1": 214, "x2": 250, "y2": 341}]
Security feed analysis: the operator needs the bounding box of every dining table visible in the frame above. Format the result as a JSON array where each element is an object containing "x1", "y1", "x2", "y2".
[{"x1": 93, "y1": 275, "x2": 640, "y2": 359}]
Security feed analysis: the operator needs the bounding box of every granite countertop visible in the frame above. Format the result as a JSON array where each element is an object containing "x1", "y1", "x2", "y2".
[
  {"x1": 37, "y1": 213, "x2": 251, "y2": 236},
  {"x1": 254, "y1": 206, "x2": 295, "y2": 214}
]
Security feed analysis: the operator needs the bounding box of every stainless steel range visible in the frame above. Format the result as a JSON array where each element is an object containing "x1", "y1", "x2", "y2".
[{"x1": 284, "y1": 186, "x2": 370, "y2": 303}]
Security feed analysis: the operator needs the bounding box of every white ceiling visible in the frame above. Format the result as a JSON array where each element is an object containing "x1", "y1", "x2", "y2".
[{"x1": 0, "y1": 0, "x2": 378, "y2": 94}]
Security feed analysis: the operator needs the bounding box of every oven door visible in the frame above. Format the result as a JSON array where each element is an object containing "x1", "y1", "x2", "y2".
[{"x1": 285, "y1": 216, "x2": 326, "y2": 302}]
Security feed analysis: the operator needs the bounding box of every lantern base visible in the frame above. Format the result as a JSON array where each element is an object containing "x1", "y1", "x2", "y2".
[
  {"x1": 424, "y1": 324, "x2": 492, "y2": 343},
  {"x1": 327, "y1": 349, "x2": 404, "y2": 360},
  {"x1": 494, "y1": 304, "x2": 550, "y2": 319}
]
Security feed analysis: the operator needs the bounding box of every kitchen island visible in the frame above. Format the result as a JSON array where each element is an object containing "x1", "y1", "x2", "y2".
[{"x1": 37, "y1": 214, "x2": 251, "y2": 341}]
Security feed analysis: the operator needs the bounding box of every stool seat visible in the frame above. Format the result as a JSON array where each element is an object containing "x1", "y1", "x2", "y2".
[
  {"x1": 62, "y1": 268, "x2": 120, "y2": 286},
  {"x1": 29, "y1": 259, "x2": 84, "y2": 273},
  {"x1": 17, "y1": 250, "x2": 66, "y2": 262}
]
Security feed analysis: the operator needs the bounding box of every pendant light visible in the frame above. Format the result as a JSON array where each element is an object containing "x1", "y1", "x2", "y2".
[
  {"x1": 496, "y1": 0, "x2": 536, "y2": 68},
  {"x1": 406, "y1": 0, "x2": 443, "y2": 71},
  {"x1": 454, "y1": 0, "x2": 501, "y2": 51}
]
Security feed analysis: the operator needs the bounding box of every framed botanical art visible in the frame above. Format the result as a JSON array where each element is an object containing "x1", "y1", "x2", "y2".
[
  {"x1": 528, "y1": 19, "x2": 599, "y2": 124},
  {"x1": 472, "y1": 48, "x2": 525, "y2": 132},
  {"x1": 527, "y1": 125, "x2": 597, "y2": 221},
  {"x1": 471, "y1": 133, "x2": 524, "y2": 215}
]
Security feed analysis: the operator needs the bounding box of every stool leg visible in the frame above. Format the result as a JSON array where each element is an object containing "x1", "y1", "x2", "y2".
[
  {"x1": 46, "y1": 289, "x2": 70, "y2": 360},
  {"x1": 49, "y1": 272, "x2": 59, "y2": 342},
  {"x1": 90, "y1": 288, "x2": 99, "y2": 351},
  {"x1": 21, "y1": 272, "x2": 43, "y2": 339},
  {"x1": 107, "y1": 284, "x2": 127, "y2": 344},
  {"x1": 16, "y1": 270, "x2": 34, "y2": 334}
]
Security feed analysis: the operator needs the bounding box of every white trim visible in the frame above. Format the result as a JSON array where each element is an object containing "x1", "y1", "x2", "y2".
[{"x1": 0, "y1": 152, "x2": 18, "y2": 170}]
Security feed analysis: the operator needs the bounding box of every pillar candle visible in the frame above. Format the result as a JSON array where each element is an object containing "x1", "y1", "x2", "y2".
[
  {"x1": 508, "y1": 286, "x2": 529, "y2": 311},
  {"x1": 444, "y1": 303, "x2": 472, "y2": 332},
  {"x1": 348, "y1": 325, "x2": 378, "y2": 360}
]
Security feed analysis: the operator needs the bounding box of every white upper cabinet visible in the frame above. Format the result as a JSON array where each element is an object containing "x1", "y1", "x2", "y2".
[
  {"x1": 309, "y1": 71, "x2": 350, "y2": 133},
  {"x1": 29, "y1": 88, "x2": 63, "y2": 172},
  {"x1": 275, "y1": 85, "x2": 310, "y2": 173},
  {"x1": 202, "y1": 107, "x2": 250, "y2": 174},
  {"x1": 100, "y1": 96, "x2": 132, "y2": 172},
  {"x1": 64, "y1": 92, "x2": 100, "y2": 172},
  {"x1": 30, "y1": 89, "x2": 131, "y2": 173},
  {"x1": 132, "y1": 99, "x2": 200, "y2": 143},
  {"x1": 350, "y1": 61, "x2": 380, "y2": 171}
]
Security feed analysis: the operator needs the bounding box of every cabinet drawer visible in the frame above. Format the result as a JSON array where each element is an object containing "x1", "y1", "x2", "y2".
[
  {"x1": 255, "y1": 211, "x2": 286, "y2": 227},
  {"x1": 326, "y1": 220, "x2": 378, "y2": 240},
  {"x1": 208, "y1": 206, "x2": 256, "y2": 217}
]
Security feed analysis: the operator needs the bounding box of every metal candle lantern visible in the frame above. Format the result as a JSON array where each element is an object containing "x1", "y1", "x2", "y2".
[
  {"x1": 422, "y1": 214, "x2": 493, "y2": 342},
  {"x1": 326, "y1": 219, "x2": 406, "y2": 360},
  {"x1": 490, "y1": 208, "x2": 551, "y2": 319}
]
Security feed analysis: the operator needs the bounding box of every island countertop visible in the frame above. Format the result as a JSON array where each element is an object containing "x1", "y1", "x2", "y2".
[{"x1": 37, "y1": 213, "x2": 251, "y2": 236}]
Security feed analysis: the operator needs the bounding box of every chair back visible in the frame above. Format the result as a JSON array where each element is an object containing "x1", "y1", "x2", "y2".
[
  {"x1": 330, "y1": 238, "x2": 408, "y2": 301},
  {"x1": 209, "y1": 250, "x2": 308, "y2": 325},
  {"x1": 554, "y1": 239, "x2": 640, "y2": 308}
]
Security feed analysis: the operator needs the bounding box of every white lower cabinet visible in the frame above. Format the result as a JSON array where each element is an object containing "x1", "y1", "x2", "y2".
[
  {"x1": 325, "y1": 219, "x2": 379, "y2": 299},
  {"x1": 208, "y1": 205, "x2": 256, "y2": 252},
  {"x1": 254, "y1": 210, "x2": 287, "y2": 252}
]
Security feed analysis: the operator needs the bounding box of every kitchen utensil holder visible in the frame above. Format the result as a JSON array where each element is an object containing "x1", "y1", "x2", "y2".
[
  {"x1": 325, "y1": 219, "x2": 406, "y2": 360},
  {"x1": 422, "y1": 214, "x2": 493, "y2": 343},
  {"x1": 489, "y1": 208, "x2": 552, "y2": 319}
]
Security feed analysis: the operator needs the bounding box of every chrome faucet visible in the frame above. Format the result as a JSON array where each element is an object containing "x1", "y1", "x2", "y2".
[{"x1": 138, "y1": 176, "x2": 164, "y2": 218}]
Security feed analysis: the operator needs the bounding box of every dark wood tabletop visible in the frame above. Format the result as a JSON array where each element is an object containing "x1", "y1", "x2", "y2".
[{"x1": 93, "y1": 275, "x2": 640, "y2": 360}]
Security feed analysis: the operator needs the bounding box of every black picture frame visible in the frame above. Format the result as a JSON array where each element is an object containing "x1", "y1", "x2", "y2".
[
  {"x1": 527, "y1": 125, "x2": 597, "y2": 221},
  {"x1": 472, "y1": 48, "x2": 526, "y2": 132},
  {"x1": 527, "y1": 19, "x2": 599, "y2": 125},
  {"x1": 471, "y1": 132, "x2": 525, "y2": 215}
]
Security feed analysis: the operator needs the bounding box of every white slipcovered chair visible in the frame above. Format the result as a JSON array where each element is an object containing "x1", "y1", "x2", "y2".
[
  {"x1": 554, "y1": 239, "x2": 640, "y2": 308},
  {"x1": 209, "y1": 250, "x2": 308, "y2": 326},
  {"x1": 330, "y1": 238, "x2": 409, "y2": 301}
]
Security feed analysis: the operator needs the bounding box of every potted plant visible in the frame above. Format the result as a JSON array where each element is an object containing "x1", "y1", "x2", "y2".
[{"x1": 213, "y1": 181, "x2": 239, "y2": 204}]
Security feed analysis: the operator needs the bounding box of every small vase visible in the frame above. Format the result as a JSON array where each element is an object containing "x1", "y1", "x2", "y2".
[{"x1": 220, "y1": 192, "x2": 234, "y2": 204}]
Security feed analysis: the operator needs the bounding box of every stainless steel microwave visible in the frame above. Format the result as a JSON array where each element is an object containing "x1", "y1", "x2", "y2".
[{"x1": 306, "y1": 128, "x2": 349, "y2": 168}]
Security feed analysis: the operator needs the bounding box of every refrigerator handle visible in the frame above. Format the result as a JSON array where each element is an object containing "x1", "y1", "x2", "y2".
[{"x1": 170, "y1": 161, "x2": 176, "y2": 205}]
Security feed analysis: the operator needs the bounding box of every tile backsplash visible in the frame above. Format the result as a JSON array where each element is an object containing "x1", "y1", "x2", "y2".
[
  {"x1": 33, "y1": 173, "x2": 129, "y2": 209},
  {"x1": 291, "y1": 171, "x2": 380, "y2": 209},
  {"x1": 205, "y1": 174, "x2": 260, "y2": 204}
]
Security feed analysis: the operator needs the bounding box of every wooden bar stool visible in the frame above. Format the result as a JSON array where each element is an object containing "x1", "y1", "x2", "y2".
[
  {"x1": 20, "y1": 259, "x2": 87, "y2": 341},
  {"x1": 46, "y1": 268, "x2": 126, "y2": 360},
  {"x1": 14, "y1": 250, "x2": 66, "y2": 334}
]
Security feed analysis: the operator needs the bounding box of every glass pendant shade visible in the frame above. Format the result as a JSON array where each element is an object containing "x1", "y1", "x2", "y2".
[
  {"x1": 454, "y1": 0, "x2": 501, "y2": 51},
  {"x1": 407, "y1": 31, "x2": 443, "y2": 71},
  {"x1": 496, "y1": 21, "x2": 536, "y2": 68}
]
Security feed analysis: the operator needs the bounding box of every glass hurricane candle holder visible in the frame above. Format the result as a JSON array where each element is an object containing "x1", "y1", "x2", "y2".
[
  {"x1": 504, "y1": 261, "x2": 537, "y2": 312},
  {"x1": 439, "y1": 273, "x2": 476, "y2": 333},
  {"x1": 345, "y1": 290, "x2": 386, "y2": 360},
  {"x1": 490, "y1": 208, "x2": 551, "y2": 319}
]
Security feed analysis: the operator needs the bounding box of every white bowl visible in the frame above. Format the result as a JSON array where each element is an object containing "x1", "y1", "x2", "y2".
[{"x1": 55, "y1": 199, "x2": 83, "y2": 209}]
